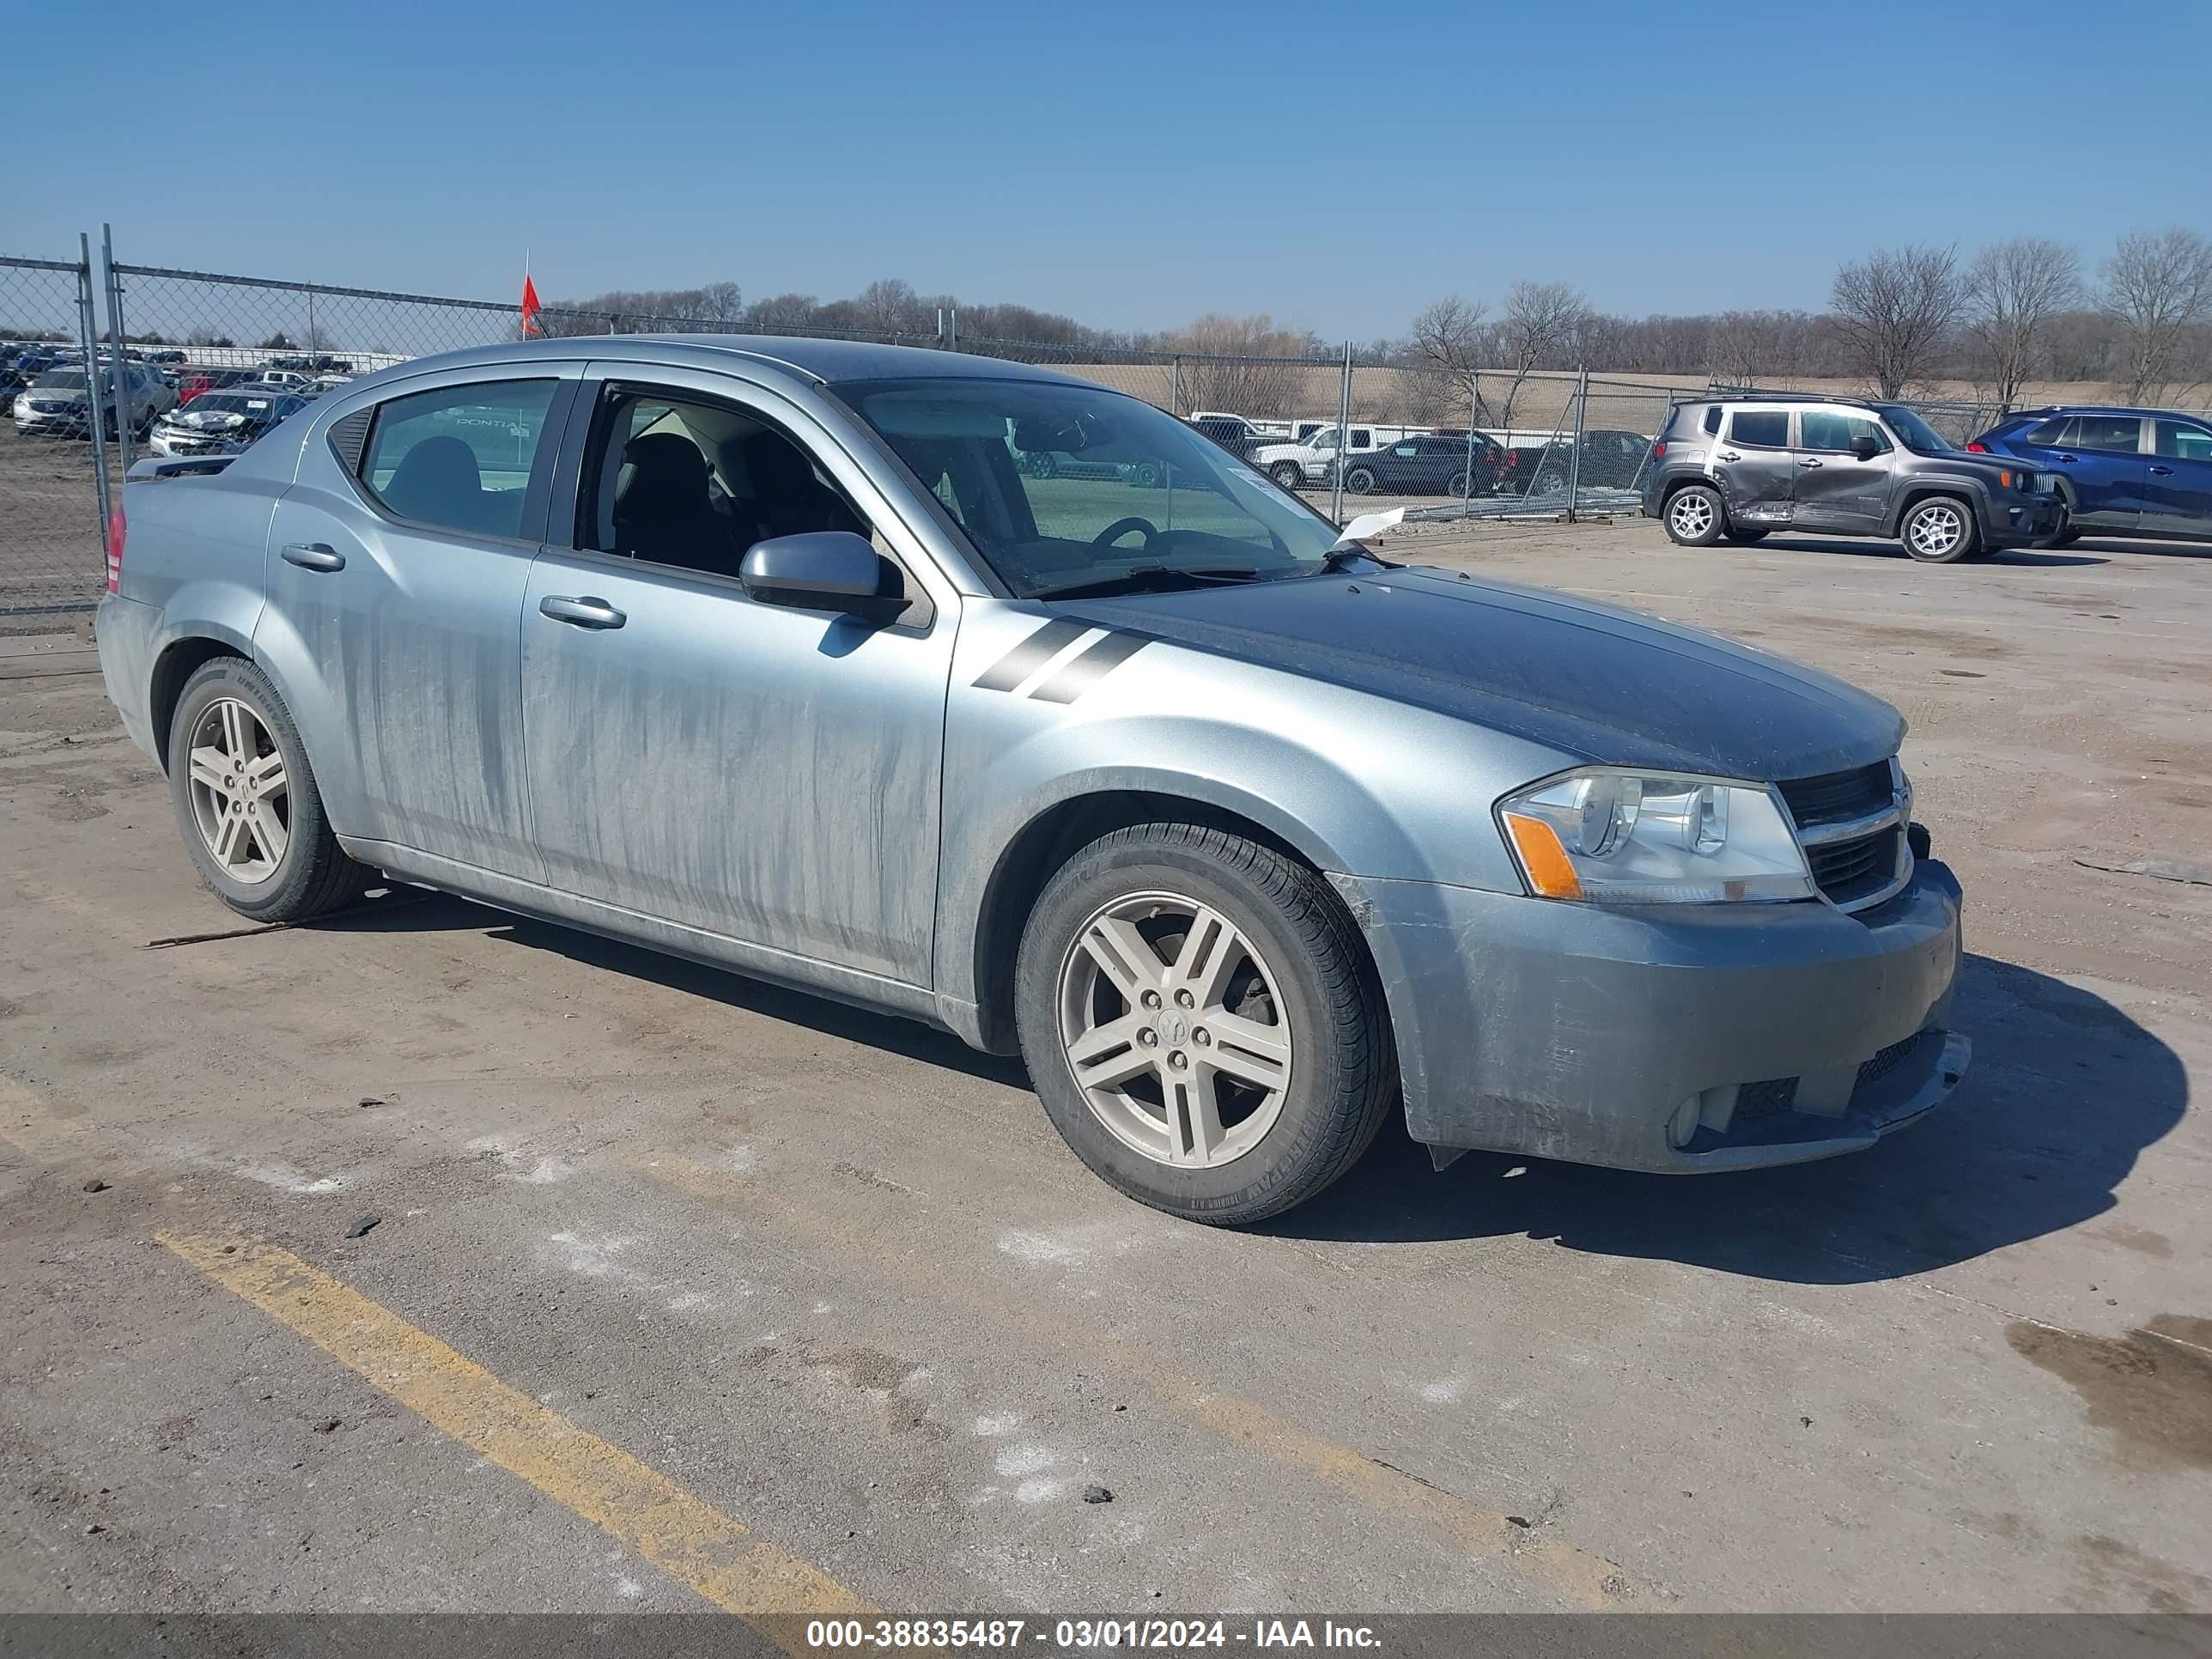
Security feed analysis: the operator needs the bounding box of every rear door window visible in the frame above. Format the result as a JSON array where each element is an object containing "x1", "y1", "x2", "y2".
[
  {"x1": 1727, "y1": 410, "x2": 1790, "y2": 449},
  {"x1": 2073, "y1": 415, "x2": 2143, "y2": 454},
  {"x1": 360, "y1": 379, "x2": 560, "y2": 540},
  {"x1": 2153, "y1": 420, "x2": 2212, "y2": 462}
]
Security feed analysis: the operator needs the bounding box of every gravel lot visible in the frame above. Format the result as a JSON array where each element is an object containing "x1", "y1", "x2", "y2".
[{"x1": 1, "y1": 518, "x2": 2207, "y2": 1623}]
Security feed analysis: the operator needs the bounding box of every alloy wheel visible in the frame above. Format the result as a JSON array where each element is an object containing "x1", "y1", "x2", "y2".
[
  {"x1": 1907, "y1": 502, "x2": 1964, "y2": 558},
  {"x1": 1056, "y1": 891, "x2": 1292, "y2": 1169},
  {"x1": 1668, "y1": 491, "x2": 1713, "y2": 538},
  {"x1": 185, "y1": 696, "x2": 290, "y2": 884}
]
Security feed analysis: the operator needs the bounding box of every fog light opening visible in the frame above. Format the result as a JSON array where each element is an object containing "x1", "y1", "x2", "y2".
[{"x1": 1667, "y1": 1096, "x2": 1700, "y2": 1149}]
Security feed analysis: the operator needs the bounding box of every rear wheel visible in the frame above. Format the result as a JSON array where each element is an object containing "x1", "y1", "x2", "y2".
[
  {"x1": 1900, "y1": 495, "x2": 1978, "y2": 563},
  {"x1": 1014, "y1": 823, "x2": 1395, "y2": 1225},
  {"x1": 167, "y1": 658, "x2": 365, "y2": 922},
  {"x1": 1662, "y1": 483, "x2": 1727, "y2": 546},
  {"x1": 1344, "y1": 465, "x2": 1378, "y2": 495}
]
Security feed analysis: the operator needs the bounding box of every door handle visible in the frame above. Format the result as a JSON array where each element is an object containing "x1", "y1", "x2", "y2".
[
  {"x1": 2056, "y1": 453, "x2": 2077, "y2": 464},
  {"x1": 1717, "y1": 451, "x2": 1741, "y2": 462},
  {"x1": 1797, "y1": 457, "x2": 1824, "y2": 468},
  {"x1": 2149, "y1": 465, "x2": 2173, "y2": 476},
  {"x1": 538, "y1": 594, "x2": 626, "y2": 629},
  {"x1": 281, "y1": 542, "x2": 345, "y2": 572}
]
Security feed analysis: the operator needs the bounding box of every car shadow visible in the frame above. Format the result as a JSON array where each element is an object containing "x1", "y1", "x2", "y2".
[
  {"x1": 314, "y1": 889, "x2": 1033, "y2": 1091},
  {"x1": 319, "y1": 898, "x2": 2183, "y2": 1284},
  {"x1": 1750, "y1": 535, "x2": 2110, "y2": 568},
  {"x1": 2064, "y1": 536, "x2": 2212, "y2": 561},
  {"x1": 1259, "y1": 953, "x2": 2185, "y2": 1284}
]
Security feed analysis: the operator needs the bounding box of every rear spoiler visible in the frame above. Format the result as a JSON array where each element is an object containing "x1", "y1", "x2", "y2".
[{"x1": 126, "y1": 455, "x2": 237, "y2": 481}]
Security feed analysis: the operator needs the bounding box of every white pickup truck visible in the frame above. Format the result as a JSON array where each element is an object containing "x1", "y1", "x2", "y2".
[{"x1": 1249, "y1": 424, "x2": 1405, "y2": 490}]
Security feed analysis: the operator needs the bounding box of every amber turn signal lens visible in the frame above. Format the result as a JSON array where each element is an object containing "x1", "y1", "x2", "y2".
[{"x1": 1502, "y1": 811, "x2": 1584, "y2": 900}]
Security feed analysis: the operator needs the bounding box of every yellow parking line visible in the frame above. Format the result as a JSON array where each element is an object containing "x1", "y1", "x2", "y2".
[{"x1": 157, "y1": 1231, "x2": 869, "y2": 1638}]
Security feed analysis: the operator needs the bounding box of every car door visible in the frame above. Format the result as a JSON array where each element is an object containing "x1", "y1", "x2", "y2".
[
  {"x1": 2148, "y1": 418, "x2": 2212, "y2": 538},
  {"x1": 1791, "y1": 409, "x2": 1896, "y2": 533},
  {"x1": 2047, "y1": 414, "x2": 2147, "y2": 530},
  {"x1": 517, "y1": 367, "x2": 957, "y2": 984},
  {"x1": 1715, "y1": 408, "x2": 1797, "y2": 526},
  {"x1": 258, "y1": 366, "x2": 580, "y2": 879}
]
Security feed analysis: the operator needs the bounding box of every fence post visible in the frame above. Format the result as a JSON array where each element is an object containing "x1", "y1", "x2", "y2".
[
  {"x1": 1460, "y1": 374, "x2": 1479, "y2": 516},
  {"x1": 76, "y1": 234, "x2": 112, "y2": 544},
  {"x1": 1170, "y1": 355, "x2": 1182, "y2": 416},
  {"x1": 1565, "y1": 365, "x2": 1589, "y2": 523},
  {"x1": 1329, "y1": 340, "x2": 1352, "y2": 526},
  {"x1": 100, "y1": 224, "x2": 133, "y2": 477}
]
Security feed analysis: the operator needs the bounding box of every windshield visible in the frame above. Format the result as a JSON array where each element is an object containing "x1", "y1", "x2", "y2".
[
  {"x1": 1307, "y1": 428, "x2": 1343, "y2": 451},
  {"x1": 190, "y1": 393, "x2": 287, "y2": 418},
  {"x1": 842, "y1": 377, "x2": 1341, "y2": 599},
  {"x1": 1873, "y1": 404, "x2": 1954, "y2": 455},
  {"x1": 33, "y1": 369, "x2": 87, "y2": 391}
]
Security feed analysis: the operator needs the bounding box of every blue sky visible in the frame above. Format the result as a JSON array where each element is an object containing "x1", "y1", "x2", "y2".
[{"x1": 15, "y1": 1, "x2": 2209, "y2": 337}]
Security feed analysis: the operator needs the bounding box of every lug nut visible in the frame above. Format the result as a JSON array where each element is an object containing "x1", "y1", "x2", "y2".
[
  {"x1": 1193, "y1": 1028, "x2": 1210, "y2": 1046},
  {"x1": 1167, "y1": 1052, "x2": 1188, "y2": 1070},
  {"x1": 1137, "y1": 1029, "x2": 1158, "y2": 1046},
  {"x1": 1141, "y1": 990, "x2": 1162, "y2": 1009},
  {"x1": 1174, "y1": 989, "x2": 1194, "y2": 1009}
]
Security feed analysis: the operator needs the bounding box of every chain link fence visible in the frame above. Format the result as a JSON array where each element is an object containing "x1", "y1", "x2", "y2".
[{"x1": 18, "y1": 227, "x2": 2182, "y2": 616}]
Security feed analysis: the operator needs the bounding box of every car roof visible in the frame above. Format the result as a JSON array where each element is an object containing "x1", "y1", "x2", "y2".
[
  {"x1": 2004, "y1": 404, "x2": 2203, "y2": 419},
  {"x1": 368, "y1": 333, "x2": 1102, "y2": 392},
  {"x1": 1686, "y1": 391, "x2": 1886, "y2": 407}
]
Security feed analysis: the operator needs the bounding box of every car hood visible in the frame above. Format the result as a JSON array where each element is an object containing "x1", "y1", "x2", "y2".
[{"x1": 1060, "y1": 565, "x2": 1905, "y2": 781}]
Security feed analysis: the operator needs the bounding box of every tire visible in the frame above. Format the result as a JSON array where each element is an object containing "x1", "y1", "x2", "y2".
[
  {"x1": 1344, "y1": 465, "x2": 1378, "y2": 495},
  {"x1": 1899, "y1": 495, "x2": 1978, "y2": 564},
  {"x1": 1446, "y1": 471, "x2": 1473, "y2": 498},
  {"x1": 1662, "y1": 483, "x2": 1727, "y2": 546},
  {"x1": 1013, "y1": 822, "x2": 1396, "y2": 1226},
  {"x1": 1722, "y1": 528, "x2": 1770, "y2": 544},
  {"x1": 2047, "y1": 526, "x2": 2083, "y2": 547},
  {"x1": 1269, "y1": 462, "x2": 1304, "y2": 491},
  {"x1": 167, "y1": 657, "x2": 365, "y2": 922},
  {"x1": 1132, "y1": 459, "x2": 1163, "y2": 489}
]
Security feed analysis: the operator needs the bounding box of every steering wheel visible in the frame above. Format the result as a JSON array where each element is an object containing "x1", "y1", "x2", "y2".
[{"x1": 1092, "y1": 516, "x2": 1158, "y2": 549}]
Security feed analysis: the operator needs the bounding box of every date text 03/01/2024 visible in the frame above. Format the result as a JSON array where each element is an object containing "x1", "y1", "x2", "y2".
[{"x1": 800, "y1": 1617, "x2": 1382, "y2": 1649}]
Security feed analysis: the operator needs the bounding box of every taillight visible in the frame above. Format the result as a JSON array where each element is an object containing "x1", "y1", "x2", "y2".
[
  {"x1": 1651, "y1": 441, "x2": 1668, "y2": 460},
  {"x1": 105, "y1": 503, "x2": 125, "y2": 593},
  {"x1": 1965, "y1": 441, "x2": 1988, "y2": 453}
]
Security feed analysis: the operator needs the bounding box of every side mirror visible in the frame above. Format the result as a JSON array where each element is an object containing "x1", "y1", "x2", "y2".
[
  {"x1": 739, "y1": 531, "x2": 894, "y2": 613},
  {"x1": 1850, "y1": 435, "x2": 1881, "y2": 461}
]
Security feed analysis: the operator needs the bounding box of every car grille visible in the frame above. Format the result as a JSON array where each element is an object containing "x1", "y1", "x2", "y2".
[
  {"x1": 1774, "y1": 759, "x2": 1908, "y2": 910},
  {"x1": 1806, "y1": 825, "x2": 1904, "y2": 906},
  {"x1": 1776, "y1": 762, "x2": 1893, "y2": 828}
]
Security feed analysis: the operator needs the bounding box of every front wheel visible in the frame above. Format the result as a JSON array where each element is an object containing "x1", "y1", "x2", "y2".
[
  {"x1": 1900, "y1": 495, "x2": 1978, "y2": 563},
  {"x1": 1268, "y1": 462, "x2": 1304, "y2": 491},
  {"x1": 1721, "y1": 527, "x2": 1769, "y2": 544},
  {"x1": 1014, "y1": 823, "x2": 1396, "y2": 1225},
  {"x1": 167, "y1": 657, "x2": 366, "y2": 921},
  {"x1": 1662, "y1": 483, "x2": 1727, "y2": 546}
]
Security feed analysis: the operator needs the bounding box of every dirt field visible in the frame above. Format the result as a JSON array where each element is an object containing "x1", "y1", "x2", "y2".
[
  {"x1": 1, "y1": 519, "x2": 2207, "y2": 1625},
  {"x1": 0, "y1": 426, "x2": 112, "y2": 622}
]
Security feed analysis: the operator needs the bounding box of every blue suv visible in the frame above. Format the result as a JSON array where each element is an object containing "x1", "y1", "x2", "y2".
[{"x1": 1969, "y1": 407, "x2": 2212, "y2": 546}]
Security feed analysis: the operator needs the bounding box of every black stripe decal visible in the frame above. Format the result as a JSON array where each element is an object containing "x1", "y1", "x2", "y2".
[
  {"x1": 1030, "y1": 630, "x2": 1154, "y2": 703},
  {"x1": 972, "y1": 619, "x2": 1089, "y2": 691}
]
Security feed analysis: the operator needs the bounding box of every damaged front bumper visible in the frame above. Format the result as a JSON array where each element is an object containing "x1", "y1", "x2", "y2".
[{"x1": 1333, "y1": 857, "x2": 1968, "y2": 1174}]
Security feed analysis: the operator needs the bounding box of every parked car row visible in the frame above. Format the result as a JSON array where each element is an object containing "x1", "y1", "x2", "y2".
[{"x1": 1641, "y1": 392, "x2": 2210, "y2": 562}]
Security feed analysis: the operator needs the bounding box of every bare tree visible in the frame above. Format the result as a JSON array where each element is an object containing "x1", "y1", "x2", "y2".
[
  {"x1": 1961, "y1": 238, "x2": 2080, "y2": 415},
  {"x1": 1706, "y1": 309, "x2": 1802, "y2": 389},
  {"x1": 1494, "y1": 281, "x2": 1590, "y2": 428},
  {"x1": 2101, "y1": 227, "x2": 2212, "y2": 402},
  {"x1": 1407, "y1": 295, "x2": 1493, "y2": 423},
  {"x1": 854, "y1": 278, "x2": 927, "y2": 337},
  {"x1": 742, "y1": 292, "x2": 820, "y2": 331},
  {"x1": 1169, "y1": 313, "x2": 1319, "y2": 417},
  {"x1": 1827, "y1": 244, "x2": 1964, "y2": 398}
]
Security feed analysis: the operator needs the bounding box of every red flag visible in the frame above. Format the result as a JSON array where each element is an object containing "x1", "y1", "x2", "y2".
[{"x1": 520, "y1": 274, "x2": 543, "y2": 337}]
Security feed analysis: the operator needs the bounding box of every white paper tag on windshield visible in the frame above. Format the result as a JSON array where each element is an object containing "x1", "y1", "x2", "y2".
[{"x1": 1331, "y1": 507, "x2": 1405, "y2": 551}]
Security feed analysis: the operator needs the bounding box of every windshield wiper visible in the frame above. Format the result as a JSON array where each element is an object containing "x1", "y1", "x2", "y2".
[{"x1": 1029, "y1": 565, "x2": 1261, "y2": 600}]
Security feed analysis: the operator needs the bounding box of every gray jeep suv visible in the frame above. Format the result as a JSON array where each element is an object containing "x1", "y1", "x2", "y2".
[{"x1": 1642, "y1": 394, "x2": 2060, "y2": 562}]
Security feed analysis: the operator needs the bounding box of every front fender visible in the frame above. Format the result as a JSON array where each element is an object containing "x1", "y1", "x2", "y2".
[
  {"x1": 1886, "y1": 472, "x2": 1995, "y2": 532},
  {"x1": 929, "y1": 605, "x2": 1571, "y2": 1034}
]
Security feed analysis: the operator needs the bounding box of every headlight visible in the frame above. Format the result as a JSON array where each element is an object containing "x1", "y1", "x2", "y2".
[{"x1": 1497, "y1": 769, "x2": 1817, "y2": 904}]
